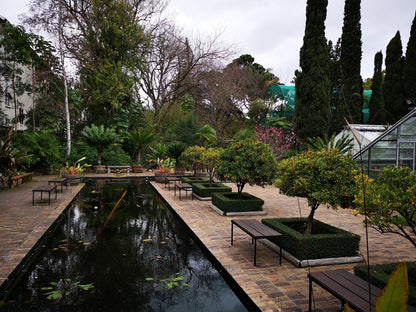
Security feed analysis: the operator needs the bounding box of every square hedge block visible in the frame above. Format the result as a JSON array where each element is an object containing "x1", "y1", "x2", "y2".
[{"x1": 211, "y1": 192, "x2": 264, "y2": 213}]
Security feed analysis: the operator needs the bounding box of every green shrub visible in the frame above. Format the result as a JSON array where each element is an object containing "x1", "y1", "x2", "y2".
[
  {"x1": 102, "y1": 144, "x2": 130, "y2": 165},
  {"x1": 192, "y1": 182, "x2": 231, "y2": 198},
  {"x1": 212, "y1": 192, "x2": 264, "y2": 213},
  {"x1": 181, "y1": 177, "x2": 209, "y2": 185},
  {"x1": 354, "y1": 262, "x2": 416, "y2": 307},
  {"x1": 262, "y1": 218, "x2": 360, "y2": 260}
]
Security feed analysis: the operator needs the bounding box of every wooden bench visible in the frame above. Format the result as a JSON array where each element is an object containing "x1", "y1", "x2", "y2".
[
  {"x1": 231, "y1": 219, "x2": 282, "y2": 266},
  {"x1": 48, "y1": 177, "x2": 68, "y2": 193},
  {"x1": 165, "y1": 176, "x2": 181, "y2": 190},
  {"x1": 107, "y1": 165, "x2": 130, "y2": 173},
  {"x1": 32, "y1": 185, "x2": 57, "y2": 205},
  {"x1": 11, "y1": 172, "x2": 33, "y2": 188},
  {"x1": 174, "y1": 183, "x2": 193, "y2": 200},
  {"x1": 308, "y1": 269, "x2": 416, "y2": 312}
]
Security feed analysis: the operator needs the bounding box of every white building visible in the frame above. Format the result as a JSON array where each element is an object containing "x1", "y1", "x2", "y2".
[{"x1": 0, "y1": 16, "x2": 33, "y2": 131}]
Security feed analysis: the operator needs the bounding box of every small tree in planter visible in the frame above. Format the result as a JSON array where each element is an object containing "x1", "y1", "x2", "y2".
[
  {"x1": 127, "y1": 127, "x2": 158, "y2": 172},
  {"x1": 216, "y1": 140, "x2": 278, "y2": 199},
  {"x1": 167, "y1": 142, "x2": 187, "y2": 174},
  {"x1": 179, "y1": 146, "x2": 205, "y2": 177},
  {"x1": 355, "y1": 166, "x2": 416, "y2": 249},
  {"x1": 203, "y1": 147, "x2": 223, "y2": 186},
  {"x1": 277, "y1": 150, "x2": 359, "y2": 234}
]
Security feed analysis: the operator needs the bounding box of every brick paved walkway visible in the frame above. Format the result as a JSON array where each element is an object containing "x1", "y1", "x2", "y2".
[
  {"x1": 0, "y1": 175, "x2": 415, "y2": 311},
  {"x1": 152, "y1": 181, "x2": 416, "y2": 312}
]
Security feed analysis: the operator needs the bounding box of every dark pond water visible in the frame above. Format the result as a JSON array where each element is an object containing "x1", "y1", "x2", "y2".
[{"x1": 0, "y1": 180, "x2": 249, "y2": 312}]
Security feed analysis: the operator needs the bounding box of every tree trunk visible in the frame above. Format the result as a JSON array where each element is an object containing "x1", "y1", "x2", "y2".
[{"x1": 306, "y1": 205, "x2": 319, "y2": 235}]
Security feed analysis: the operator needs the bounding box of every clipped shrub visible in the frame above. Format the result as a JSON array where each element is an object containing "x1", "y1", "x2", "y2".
[
  {"x1": 262, "y1": 218, "x2": 360, "y2": 260},
  {"x1": 181, "y1": 177, "x2": 210, "y2": 185},
  {"x1": 212, "y1": 192, "x2": 264, "y2": 213},
  {"x1": 354, "y1": 262, "x2": 416, "y2": 307},
  {"x1": 192, "y1": 182, "x2": 231, "y2": 198}
]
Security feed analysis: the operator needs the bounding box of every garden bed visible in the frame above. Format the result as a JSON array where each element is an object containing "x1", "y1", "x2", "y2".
[
  {"x1": 192, "y1": 182, "x2": 231, "y2": 200},
  {"x1": 354, "y1": 262, "x2": 416, "y2": 307},
  {"x1": 210, "y1": 192, "x2": 266, "y2": 216},
  {"x1": 261, "y1": 218, "x2": 362, "y2": 267}
]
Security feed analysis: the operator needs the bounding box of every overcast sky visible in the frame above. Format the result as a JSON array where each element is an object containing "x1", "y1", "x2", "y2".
[{"x1": 2, "y1": 0, "x2": 416, "y2": 84}]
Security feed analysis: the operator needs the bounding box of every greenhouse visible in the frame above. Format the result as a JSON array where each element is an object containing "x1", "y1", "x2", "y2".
[
  {"x1": 354, "y1": 106, "x2": 416, "y2": 177},
  {"x1": 266, "y1": 85, "x2": 372, "y2": 123}
]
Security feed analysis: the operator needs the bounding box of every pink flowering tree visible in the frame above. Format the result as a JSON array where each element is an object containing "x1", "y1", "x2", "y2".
[{"x1": 254, "y1": 124, "x2": 295, "y2": 160}]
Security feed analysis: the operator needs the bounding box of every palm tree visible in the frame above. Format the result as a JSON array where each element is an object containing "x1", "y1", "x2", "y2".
[
  {"x1": 81, "y1": 124, "x2": 117, "y2": 165},
  {"x1": 194, "y1": 124, "x2": 217, "y2": 147},
  {"x1": 128, "y1": 128, "x2": 157, "y2": 166}
]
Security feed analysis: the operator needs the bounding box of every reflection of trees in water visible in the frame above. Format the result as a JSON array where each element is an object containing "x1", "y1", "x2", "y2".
[{"x1": 1, "y1": 180, "x2": 246, "y2": 312}]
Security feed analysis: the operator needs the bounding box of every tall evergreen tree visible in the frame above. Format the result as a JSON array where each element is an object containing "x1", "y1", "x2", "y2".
[
  {"x1": 338, "y1": 0, "x2": 363, "y2": 125},
  {"x1": 403, "y1": 11, "x2": 416, "y2": 103},
  {"x1": 294, "y1": 0, "x2": 331, "y2": 141},
  {"x1": 382, "y1": 31, "x2": 405, "y2": 123},
  {"x1": 369, "y1": 51, "x2": 385, "y2": 124},
  {"x1": 328, "y1": 38, "x2": 342, "y2": 133}
]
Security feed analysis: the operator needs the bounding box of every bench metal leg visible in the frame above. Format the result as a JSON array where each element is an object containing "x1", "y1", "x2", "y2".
[
  {"x1": 32, "y1": 191, "x2": 35, "y2": 205},
  {"x1": 309, "y1": 278, "x2": 313, "y2": 312},
  {"x1": 254, "y1": 238, "x2": 257, "y2": 266},
  {"x1": 231, "y1": 222, "x2": 234, "y2": 245}
]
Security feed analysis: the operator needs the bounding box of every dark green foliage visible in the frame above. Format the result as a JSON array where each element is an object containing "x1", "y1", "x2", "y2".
[
  {"x1": 80, "y1": 124, "x2": 118, "y2": 165},
  {"x1": 328, "y1": 39, "x2": 342, "y2": 133},
  {"x1": 369, "y1": 51, "x2": 385, "y2": 123},
  {"x1": 338, "y1": 0, "x2": 363, "y2": 124},
  {"x1": 354, "y1": 262, "x2": 416, "y2": 307},
  {"x1": 262, "y1": 218, "x2": 360, "y2": 260},
  {"x1": 180, "y1": 177, "x2": 210, "y2": 185},
  {"x1": 306, "y1": 132, "x2": 353, "y2": 154},
  {"x1": 383, "y1": 31, "x2": 405, "y2": 123},
  {"x1": 192, "y1": 182, "x2": 231, "y2": 198},
  {"x1": 211, "y1": 192, "x2": 264, "y2": 213},
  {"x1": 102, "y1": 144, "x2": 130, "y2": 166},
  {"x1": 403, "y1": 12, "x2": 416, "y2": 104},
  {"x1": 166, "y1": 142, "x2": 187, "y2": 166},
  {"x1": 295, "y1": 0, "x2": 331, "y2": 141}
]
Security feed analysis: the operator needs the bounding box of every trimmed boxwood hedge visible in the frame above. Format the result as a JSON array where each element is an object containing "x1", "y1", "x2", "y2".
[
  {"x1": 181, "y1": 177, "x2": 210, "y2": 185},
  {"x1": 192, "y1": 182, "x2": 231, "y2": 198},
  {"x1": 211, "y1": 192, "x2": 264, "y2": 213},
  {"x1": 354, "y1": 262, "x2": 416, "y2": 307},
  {"x1": 262, "y1": 218, "x2": 360, "y2": 260}
]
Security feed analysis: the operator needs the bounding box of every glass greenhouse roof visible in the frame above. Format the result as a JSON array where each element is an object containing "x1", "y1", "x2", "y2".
[{"x1": 353, "y1": 107, "x2": 416, "y2": 177}]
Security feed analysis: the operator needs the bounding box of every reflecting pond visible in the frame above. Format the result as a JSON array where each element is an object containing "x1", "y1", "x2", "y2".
[{"x1": 0, "y1": 180, "x2": 249, "y2": 311}]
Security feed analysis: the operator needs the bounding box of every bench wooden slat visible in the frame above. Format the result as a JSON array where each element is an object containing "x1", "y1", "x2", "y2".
[
  {"x1": 310, "y1": 271, "x2": 376, "y2": 312},
  {"x1": 309, "y1": 269, "x2": 416, "y2": 312}
]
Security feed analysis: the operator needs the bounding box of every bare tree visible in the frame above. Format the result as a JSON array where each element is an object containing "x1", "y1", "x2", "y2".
[{"x1": 138, "y1": 20, "x2": 231, "y2": 126}]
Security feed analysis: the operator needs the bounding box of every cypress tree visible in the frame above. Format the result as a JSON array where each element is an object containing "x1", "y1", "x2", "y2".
[
  {"x1": 294, "y1": 0, "x2": 331, "y2": 141},
  {"x1": 382, "y1": 31, "x2": 405, "y2": 123},
  {"x1": 338, "y1": 0, "x2": 363, "y2": 125},
  {"x1": 369, "y1": 51, "x2": 385, "y2": 124},
  {"x1": 403, "y1": 11, "x2": 416, "y2": 103},
  {"x1": 328, "y1": 38, "x2": 343, "y2": 133}
]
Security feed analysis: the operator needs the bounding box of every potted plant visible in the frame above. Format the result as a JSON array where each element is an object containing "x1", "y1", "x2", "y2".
[
  {"x1": 60, "y1": 157, "x2": 90, "y2": 185},
  {"x1": 154, "y1": 158, "x2": 175, "y2": 183},
  {"x1": 80, "y1": 124, "x2": 117, "y2": 173},
  {"x1": 127, "y1": 127, "x2": 157, "y2": 173},
  {"x1": 213, "y1": 140, "x2": 278, "y2": 214}
]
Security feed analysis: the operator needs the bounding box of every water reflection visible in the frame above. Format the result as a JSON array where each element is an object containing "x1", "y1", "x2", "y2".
[{"x1": 0, "y1": 180, "x2": 248, "y2": 312}]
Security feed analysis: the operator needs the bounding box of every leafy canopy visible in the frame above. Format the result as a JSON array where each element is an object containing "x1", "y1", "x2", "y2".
[
  {"x1": 215, "y1": 140, "x2": 278, "y2": 197},
  {"x1": 354, "y1": 166, "x2": 416, "y2": 249},
  {"x1": 277, "y1": 150, "x2": 359, "y2": 234}
]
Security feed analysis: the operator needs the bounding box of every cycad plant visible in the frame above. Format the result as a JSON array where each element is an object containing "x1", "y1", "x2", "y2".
[
  {"x1": 306, "y1": 132, "x2": 353, "y2": 154},
  {"x1": 81, "y1": 124, "x2": 118, "y2": 165},
  {"x1": 166, "y1": 142, "x2": 187, "y2": 167},
  {"x1": 128, "y1": 128, "x2": 157, "y2": 166}
]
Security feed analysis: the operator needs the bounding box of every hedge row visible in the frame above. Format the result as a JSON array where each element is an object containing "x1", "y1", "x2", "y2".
[
  {"x1": 354, "y1": 262, "x2": 416, "y2": 307},
  {"x1": 192, "y1": 182, "x2": 231, "y2": 198},
  {"x1": 211, "y1": 192, "x2": 264, "y2": 213},
  {"x1": 262, "y1": 218, "x2": 360, "y2": 260}
]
